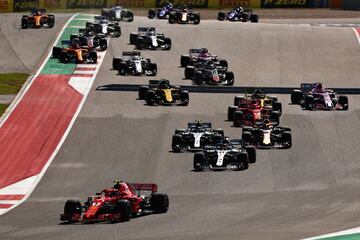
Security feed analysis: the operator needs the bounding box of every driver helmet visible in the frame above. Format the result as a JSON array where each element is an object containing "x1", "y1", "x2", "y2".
[
  {"x1": 263, "y1": 119, "x2": 271, "y2": 128},
  {"x1": 195, "y1": 120, "x2": 202, "y2": 128},
  {"x1": 166, "y1": 2, "x2": 173, "y2": 9},
  {"x1": 236, "y1": 6, "x2": 244, "y2": 12},
  {"x1": 71, "y1": 38, "x2": 81, "y2": 49},
  {"x1": 316, "y1": 83, "x2": 323, "y2": 90}
]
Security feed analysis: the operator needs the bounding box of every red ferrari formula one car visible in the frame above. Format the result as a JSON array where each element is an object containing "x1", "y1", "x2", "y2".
[{"x1": 60, "y1": 181, "x2": 169, "y2": 223}]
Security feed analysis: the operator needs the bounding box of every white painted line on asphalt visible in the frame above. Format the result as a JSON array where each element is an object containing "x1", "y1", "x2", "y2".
[
  {"x1": 352, "y1": 28, "x2": 360, "y2": 47},
  {"x1": 73, "y1": 70, "x2": 94, "y2": 75},
  {"x1": 303, "y1": 226, "x2": 360, "y2": 240},
  {"x1": 0, "y1": 176, "x2": 37, "y2": 195},
  {"x1": 68, "y1": 77, "x2": 91, "y2": 95}
]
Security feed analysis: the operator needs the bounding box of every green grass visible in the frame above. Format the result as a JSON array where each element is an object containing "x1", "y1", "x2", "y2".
[
  {"x1": 0, "y1": 73, "x2": 29, "y2": 95},
  {"x1": 0, "y1": 103, "x2": 9, "y2": 116}
]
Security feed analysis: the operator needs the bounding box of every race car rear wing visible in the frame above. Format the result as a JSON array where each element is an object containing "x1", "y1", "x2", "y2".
[
  {"x1": 94, "y1": 15, "x2": 106, "y2": 21},
  {"x1": 149, "y1": 79, "x2": 170, "y2": 86},
  {"x1": 61, "y1": 40, "x2": 72, "y2": 47},
  {"x1": 189, "y1": 48, "x2": 208, "y2": 56},
  {"x1": 138, "y1": 27, "x2": 155, "y2": 33},
  {"x1": 130, "y1": 183, "x2": 158, "y2": 193},
  {"x1": 188, "y1": 122, "x2": 212, "y2": 129},
  {"x1": 122, "y1": 51, "x2": 141, "y2": 56},
  {"x1": 31, "y1": 8, "x2": 46, "y2": 14}
]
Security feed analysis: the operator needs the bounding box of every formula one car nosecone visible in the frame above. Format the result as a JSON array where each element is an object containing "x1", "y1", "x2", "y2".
[
  {"x1": 60, "y1": 181, "x2": 169, "y2": 223},
  {"x1": 52, "y1": 41, "x2": 97, "y2": 64},
  {"x1": 194, "y1": 141, "x2": 256, "y2": 171},
  {"x1": 101, "y1": 5, "x2": 134, "y2": 22},
  {"x1": 85, "y1": 16, "x2": 121, "y2": 38},
  {"x1": 291, "y1": 83, "x2": 348, "y2": 110},
  {"x1": 21, "y1": 8, "x2": 55, "y2": 29},
  {"x1": 242, "y1": 124, "x2": 292, "y2": 149},
  {"x1": 172, "y1": 121, "x2": 225, "y2": 152},
  {"x1": 112, "y1": 51, "x2": 157, "y2": 76},
  {"x1": 138, "y1": 79, "x2": 189, "y2": 106},
  {"x1": 130, "y1": 27, "x2": 171, "y2": 50}
]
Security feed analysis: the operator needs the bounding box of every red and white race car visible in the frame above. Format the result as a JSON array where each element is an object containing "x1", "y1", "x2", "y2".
[{"x1": 60, "y1": 181, "x2": 169, "y2": 223}]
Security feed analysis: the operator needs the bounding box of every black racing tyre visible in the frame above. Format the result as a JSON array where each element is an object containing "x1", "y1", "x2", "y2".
[
  {"x1": 219, "y1": 59, "x2": 228, "y2": 70},
  {"x1": 234, "y1": 96, "x2": 245, "y2": 106},
  {"x1": 118, "y1": 63, "x2": 127, "y2": 75},
  {"x1": 163, "y1": 38, "x2": 171, "y2": 50},
  {"x1": 129, "y1": 33, "x2": 138, "y2": 45},
  {"x1": 112, "y1": 57, "x2": 122, "y2": 70},
  {"x1": 236, "y1": 152, "x2": 249, "y2": 170},
  {"x1": 70, "y1": 34, "x2": 79, "y2": 41},
  {"x1": 99, "y1": 38, "x2": 107, "y2": 51},
  {"x1": 175, "y1": 128, "x2": 186, "y2": 134},
  {"x1": 52, "y1": 47, "x2": 62, "y2": 59},
  {"x1": 172, "y1": 134, "x2": 182, "y2": 152},
  {"x1": 86, "y1": 21, "x2": 92, "y2": 28},
  {"x1": 21, "y1": 16, "x2": 28, "y2": 29},
  {"x1": 180, "y1": 55, "x2": 191, "y2": 67},
  {"x1": 281, "y1": 131, "x2": 292, "y2": 149},
  {"x1": 146, "y1": 90, "x2": 156, "y2": 106},
  {"x1": 269, "y1": 111, "x2": 280, "y2": 125},
  {"x1": 48, "y1": 14, "x2": 55, "y2": 28},
  {"x1": 88, "y1": 51, "x2": 97, "y2": 63},
  {"x1": 150, "y1": 193, "x2": 169, "y2": 213},
  {"x1": 291, "y1": 90, "x2": 303, "y2": 104},
  {"x1": 169, "y1": 14, "x2": 175, "y2": 24},
  {"x1": 225, "y1": 71, "x2": 234, "y2": 86},
  {"x1": 272, "y1": 101, "x2": 282, "y2": 113},
  {"x1": 115, "y1": 199, "x2": 131, "y2": 222},
  {"x1": 114, "y1": 26, "x2": 121, "y2": 38},
  {"x1": 194, "y1": 71, "x2": 203, "y2": 85},
  {"x1": 184, "y1": 66, "x2": 195, "y2": 79},
  {"x1": 148, "y1": 9, "x2": 156, "y2": 19},
  {"x1": 180, "y1": 91, "x2": 189, "y2": 106},
  {"x1": 126, "y1": 11, "x2": 134, "y2": 22},
  {"x1": 135, "y1": 38, "x2": 144, "y2": 50},
  {"x1": 233, "y1": 111, "x2": 244, "y2": 127},
  {"x1": 338, "y1": 95, "x2": 349, "y2": 110},
  {"x1": 148, "y1": 63, "x2": 157, "y2": 76},
  {"x1": 138, "y1": 86, "x2": 149, "y2": 100},
  {"x1": 242, "y1": 131, "x2": 252, "y2": 145},
  {"x1": 213, "y1": 128, "x2": 224, "y2": 137},
  {"x1": 218, "y1": 12, "x2": 225, "y2": 21},
  {"x1": 194, "y1": 152, "x2": 205, "y2": 171},
  {"x1": 304, "y1": 95, "x2": 314, "y2": 110},
  {"x1": 250, "y1": 14, "x2": 259, "y2": 23},
  {"x1": 245, "y1": 146, "x2": 256, "y2": 163},
  {"x1": 64, "y1": 199, "x2": 81, "y2": 221},
  {"x1": 227, "y1": 105, "x2": 238, "y2": 121},
  {"x1": 59, "y1": 51, "x2": 70, "y2": 63},
  {"x1": 193, "y1": 14, "x2": 200, "y2": 25}
]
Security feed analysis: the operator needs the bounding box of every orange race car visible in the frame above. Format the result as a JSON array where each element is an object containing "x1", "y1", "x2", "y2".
[
  {"x1": 52, "y1": 40, "x2": 97, "y2": 64},
  {"x1": 21, "y1": 8, "x2": 55, "y2": 29}
]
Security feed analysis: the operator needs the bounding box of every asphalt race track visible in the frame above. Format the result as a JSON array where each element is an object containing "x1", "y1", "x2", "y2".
[{"x1": 1, "y1": 14, "x2": 360, "y2": 240}]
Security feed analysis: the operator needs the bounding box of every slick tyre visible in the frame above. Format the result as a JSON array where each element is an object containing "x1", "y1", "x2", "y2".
[
  {"x1": 172, "y1": 134, "x2": 182, "y2": 152},
  {"x1": 245, "y1": 146, "x2": 256, "y2": 163},
  {"x1": 138, "y1": 86, "x2": 149, "y2": 100},
  {"x1": 194, "y1": 152, "x2": 205, "y2": 171},
  {"x1": 227, "y1": 106, "x2": 238, "y2": 121},
  {"x1": 150, "y1": 193, "x2": 169, "y2": 213},
  {"x1": 282, "y1": 131, "x2": 292, "y2": 149},
  {"x1": 115, "y1": 199, "x2": 131, "y2": 222},
  {"x1": 291, "y1": 90, "x2": 303, "y2": 104},
  {"x1": 218, "y1": 12, "x2": 225, "y2": 21}
]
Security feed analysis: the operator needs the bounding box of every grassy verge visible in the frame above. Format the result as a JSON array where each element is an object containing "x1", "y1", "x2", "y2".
[
  {"x1": 0, "y1": 73, "x2": 29, "y2": 116},
  {"x1": 0, "y1": 73, "x2": 29, "y2": 95}
]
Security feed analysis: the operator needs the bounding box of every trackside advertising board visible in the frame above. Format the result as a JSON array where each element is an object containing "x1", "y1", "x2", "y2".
[
  {"x1": 219, "y1": 0, "x2": 260, "y2": 8},
  {"x1": 261, "y1": 0, "x2": 311, "y2": 8}
]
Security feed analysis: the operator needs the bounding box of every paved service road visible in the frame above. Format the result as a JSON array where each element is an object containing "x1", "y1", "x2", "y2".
[{"x1": 1, "y1": 16, "x2": 360, "y2": 240}]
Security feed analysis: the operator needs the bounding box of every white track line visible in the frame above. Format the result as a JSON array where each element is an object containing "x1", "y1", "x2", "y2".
[
  {"x1": 303, "y1": 227, "x2": 360, "y2": 239},
  {"x1": 352, "y1": 28, "x2": 360, "y2": 47}
]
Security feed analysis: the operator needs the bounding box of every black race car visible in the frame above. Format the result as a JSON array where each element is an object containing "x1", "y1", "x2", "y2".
[
  {"x1": 112, "y1": 51, "x2": 157, "y2": 76},
  {"x1": 180, "y1": 48, "x2": 228, "y2": 69},
  {"x1": 193, "y1": 141, "x2": 256, "y2": 171},
  {"x1": 101, "y1": 6, "x2": 134, "y2": 22},
  {"x1": 218, "y1": 7, "x2": 259, "y2": 22},
  {"x1": 169, "y1": 6, "x2": 200, "y2": 24},
  {"x1": 184, "y1": 60, "x2": 234, "y2": 86},
  {"x1": 138, "y1": 79, "x2": 189, "y2": 106},
  {"x1": 172, "y1": 121, "x2": 225, "y2": 152},
  {"x1": 85, "y1": 16, "x2": 121, "y2": 38},
  {"x1": 241, "y1": 123, "x2": 292, "y2": 149},
  {"x1": 70, "y1": 31, "x2": 107, "y2": 51},
  {"x1": 129, "y1": 27, "x2": 171, "y2": 50}
]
